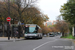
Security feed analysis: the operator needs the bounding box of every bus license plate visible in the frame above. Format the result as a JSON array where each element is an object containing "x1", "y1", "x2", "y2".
[{"x1": 30, "y1": 37, "x2": 32, "y2": 38}]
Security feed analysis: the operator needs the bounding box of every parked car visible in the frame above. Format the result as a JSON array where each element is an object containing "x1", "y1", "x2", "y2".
[
  {"x1": 49, "y1": 32, "x2": 55, "y2": 37},
  {"x1": 44, "y1": 34, "x2": 47, "y2": 37}
]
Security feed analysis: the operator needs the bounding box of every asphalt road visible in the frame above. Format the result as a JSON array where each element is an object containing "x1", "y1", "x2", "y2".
[{"x1": 0, "y1": 36, "x2": 74, "y2": 50}]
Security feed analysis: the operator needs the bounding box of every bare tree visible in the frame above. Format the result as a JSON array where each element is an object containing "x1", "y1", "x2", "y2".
[{"x1": 10, "y1": 0, "x2": 37, "y2": 21}]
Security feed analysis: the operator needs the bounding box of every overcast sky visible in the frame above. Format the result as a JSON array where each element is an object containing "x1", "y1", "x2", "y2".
[{"x1": 37, "y1": 0, "x2": 67, "y2": 21}]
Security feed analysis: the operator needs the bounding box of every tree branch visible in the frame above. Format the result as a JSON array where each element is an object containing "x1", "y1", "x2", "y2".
[{"x1": 21, "y1": 4, "x2": 28, "y2": 13}]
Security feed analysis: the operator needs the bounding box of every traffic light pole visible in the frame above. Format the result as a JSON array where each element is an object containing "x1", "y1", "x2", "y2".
[{"x1": 7, "y1": 0, "x2": 10, "y2": 40}]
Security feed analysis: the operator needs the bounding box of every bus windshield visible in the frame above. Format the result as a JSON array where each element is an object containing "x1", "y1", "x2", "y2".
[
  {"x1": 29, "y1": 27, "x2": 36, "y2": 33},
  {"x1": 25, "y1": 25, "x2": 37, "y2": 33}
]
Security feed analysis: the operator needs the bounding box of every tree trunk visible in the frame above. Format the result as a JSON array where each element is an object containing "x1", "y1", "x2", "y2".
[
  {"x1": 62, "y1": 32, "x2": 64, "y2": 37},
  {"x1": 65, "y1": 33, "x2": 67, "y2": 36},
  {"x1": 2, "y1": 22, "x2": 4, "y2": 37}
]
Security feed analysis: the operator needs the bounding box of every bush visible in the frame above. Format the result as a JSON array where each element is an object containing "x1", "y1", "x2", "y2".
[
  {"x1": 61, "y1": 34, "x2": 74, "y2": 39},
  {"x1": 73, "y1": 36, "x2": 75, "y2": 39}
]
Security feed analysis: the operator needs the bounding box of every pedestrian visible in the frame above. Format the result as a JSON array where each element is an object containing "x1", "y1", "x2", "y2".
[{"x1": 15, "y1": 30, "x2": 18, "y2": 39}]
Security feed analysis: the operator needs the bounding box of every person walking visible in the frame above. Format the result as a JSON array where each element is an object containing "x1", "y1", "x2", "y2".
[{"x1": 15, "y1": 30, "x2": 18, "y2": 39}]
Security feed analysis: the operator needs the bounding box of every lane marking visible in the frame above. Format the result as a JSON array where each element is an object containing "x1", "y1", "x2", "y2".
[{"x1": 33, "y1": 39, "x2": 58, "y2": 50}]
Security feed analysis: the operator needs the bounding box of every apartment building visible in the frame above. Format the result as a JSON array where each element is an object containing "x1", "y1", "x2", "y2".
[{"x1": 44, "y1": 20, "x2": 58, "y2": 27}]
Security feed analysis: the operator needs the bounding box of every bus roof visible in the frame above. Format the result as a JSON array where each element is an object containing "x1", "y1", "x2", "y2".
[
  {"x1": 25, "y1": 24, "x2": 42, "y2": 29},
  {"x1": 25, "y1": 24, "x2": 37, "y2": 26}
]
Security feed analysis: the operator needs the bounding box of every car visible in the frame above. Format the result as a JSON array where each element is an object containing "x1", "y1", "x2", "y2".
[
  {"x1": 49, "y1": 32, "x2": 55, "y2": 37},
  {"x1": 44, "y1": 34, "x2": 47, "y2": 37}
]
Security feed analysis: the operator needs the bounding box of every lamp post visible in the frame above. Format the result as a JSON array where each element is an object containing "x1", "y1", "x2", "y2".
[{"x1": 7, "y1": 0, "x2": 10, "y2": 40}]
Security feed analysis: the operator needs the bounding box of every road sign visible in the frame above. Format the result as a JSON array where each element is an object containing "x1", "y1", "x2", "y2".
[
  {"x1": 6, "y1": 17, "x2": 11, "y2": 22},
  {"x1": 18, "y1": 21, "x2": 21, "y2": 25},
  {"x1": 21, "y1": 23, "x2": 24, "y2": 25}
]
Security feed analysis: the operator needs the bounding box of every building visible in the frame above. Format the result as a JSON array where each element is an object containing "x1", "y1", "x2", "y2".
[
  {"x1": 44, "y1": 20, "x2": 57, "y2": 27},
  {"x1": 52, "y1": 20, "x2": 57, "y2": 25},
  {"x1": 47, "y1": 21, "x2": 52, "y2": 26}
]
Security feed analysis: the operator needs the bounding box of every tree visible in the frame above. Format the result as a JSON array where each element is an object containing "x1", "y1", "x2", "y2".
[
  {"x1": 41, "y1": 14, "x2": 49, "y2": 22},
  {"x1": 21, "y1": 7, "x2": 49, "y2": 27},
  {"x1": 60, "y1": 0, "x2": 75, "y2": 25},
  {"x1": 9, "y1": 0, "x2": 37, "y2": 22},
  {"x1": 0, "y1": 2, "x2": 8, "y2": 36},
  {"x1": 42, "y1": 26, "x2": 51, "y2": 34},
  {"x1": 56, "y1": 15, "x2": 62, "y2": 21},
  {"x1": 55, "y1": 21, "x2": 69, "y2": 37},
  {"x1": 0, "y1": 1, "x2": 48, "y2": 26},
  {"x1": 22, "y1": 7, "x2": 41, "y2": 24}
]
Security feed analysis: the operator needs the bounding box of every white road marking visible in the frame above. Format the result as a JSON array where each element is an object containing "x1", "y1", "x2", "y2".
[{"x1": 33, "y1": 39, "x2": 58, "y2": 50}]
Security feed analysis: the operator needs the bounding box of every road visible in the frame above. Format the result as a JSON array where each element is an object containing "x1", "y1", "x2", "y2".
[{"x1": 0, "y1": 36, "x2": 74, "y2": 50}]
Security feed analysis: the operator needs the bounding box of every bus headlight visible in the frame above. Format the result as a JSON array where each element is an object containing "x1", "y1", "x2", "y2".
[
  {"x1": 34, "y1": 34, "x2": 38, "y2": 36},
  {"x1": 25, "y1": 34, "x2": 27, "y2": 36}
]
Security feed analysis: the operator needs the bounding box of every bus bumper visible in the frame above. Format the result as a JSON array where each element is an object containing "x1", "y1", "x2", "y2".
[{"x1": 25, "y1": 36, "x2": 39, "y2": 39}]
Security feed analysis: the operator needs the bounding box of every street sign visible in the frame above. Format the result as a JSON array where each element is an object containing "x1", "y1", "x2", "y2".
[
  {"x1": 6, "y1": 17, "x2": 11, "y2": 22},
  {"x1": 21, "y1": 23, "x2": 24, "y2": 25},
  {"x1": 18, "y1": 21, "x2": 21, "y2": 25}
]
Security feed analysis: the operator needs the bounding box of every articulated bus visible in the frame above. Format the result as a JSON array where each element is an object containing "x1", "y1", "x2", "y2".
[{"x1": 24, "y1": 24, "x2": 42, "y2": 39}]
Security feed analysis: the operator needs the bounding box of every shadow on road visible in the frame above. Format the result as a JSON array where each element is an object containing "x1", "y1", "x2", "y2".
[
  {"x1": 24, "y1": 38, "x2": 39, "y2": 40},
  {"x1": 0, "y1": 38, "x2": 41, "y2": 42},
  {"x1": 0, "y1": 40, "x2": 13, "y2": 42}
]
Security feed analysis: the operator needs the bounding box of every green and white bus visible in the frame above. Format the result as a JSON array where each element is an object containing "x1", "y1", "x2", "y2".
[{"x1": 24, "y1": 24, "x2": 42, "y2": 39}]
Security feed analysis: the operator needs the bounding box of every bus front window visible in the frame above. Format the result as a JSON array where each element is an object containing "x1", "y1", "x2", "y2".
[
  {"x1": 29, "y1": 27, "x2": 36, "y2": 33},
  {"x1": 25, "y1": 26, "x2": 37, "y2": 33}
]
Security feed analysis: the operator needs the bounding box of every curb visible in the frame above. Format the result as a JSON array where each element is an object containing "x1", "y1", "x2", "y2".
[
  {"x1": 60, "y1": 38, "x2": 73, "y2": 40},
  {"x1": 0, "y1": 38, "x2": 25, "y2": 42}
]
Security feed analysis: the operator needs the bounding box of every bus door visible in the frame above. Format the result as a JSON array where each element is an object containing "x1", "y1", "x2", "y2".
[{"x1": 25, "y1": 26, "x2": 29, "y2": 33}]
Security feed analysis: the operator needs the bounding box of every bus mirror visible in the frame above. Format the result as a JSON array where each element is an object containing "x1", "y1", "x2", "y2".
[{"x1": 36, "y1": 26, "x2": 38, "y2": 30}]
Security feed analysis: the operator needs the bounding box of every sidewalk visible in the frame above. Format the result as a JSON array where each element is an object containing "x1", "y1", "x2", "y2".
[{"x1": 0, "y1": 37, "x2": 24, "y2": 42}]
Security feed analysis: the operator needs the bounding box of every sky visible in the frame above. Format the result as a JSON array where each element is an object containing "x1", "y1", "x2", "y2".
[{"x1": 37, "y1": 0, "x2": 67, "y2": 21}]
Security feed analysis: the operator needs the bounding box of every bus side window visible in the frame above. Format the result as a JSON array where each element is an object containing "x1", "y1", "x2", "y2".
[{"x1": 35, "y1": 26, "x2": 39, "y2": 33}]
